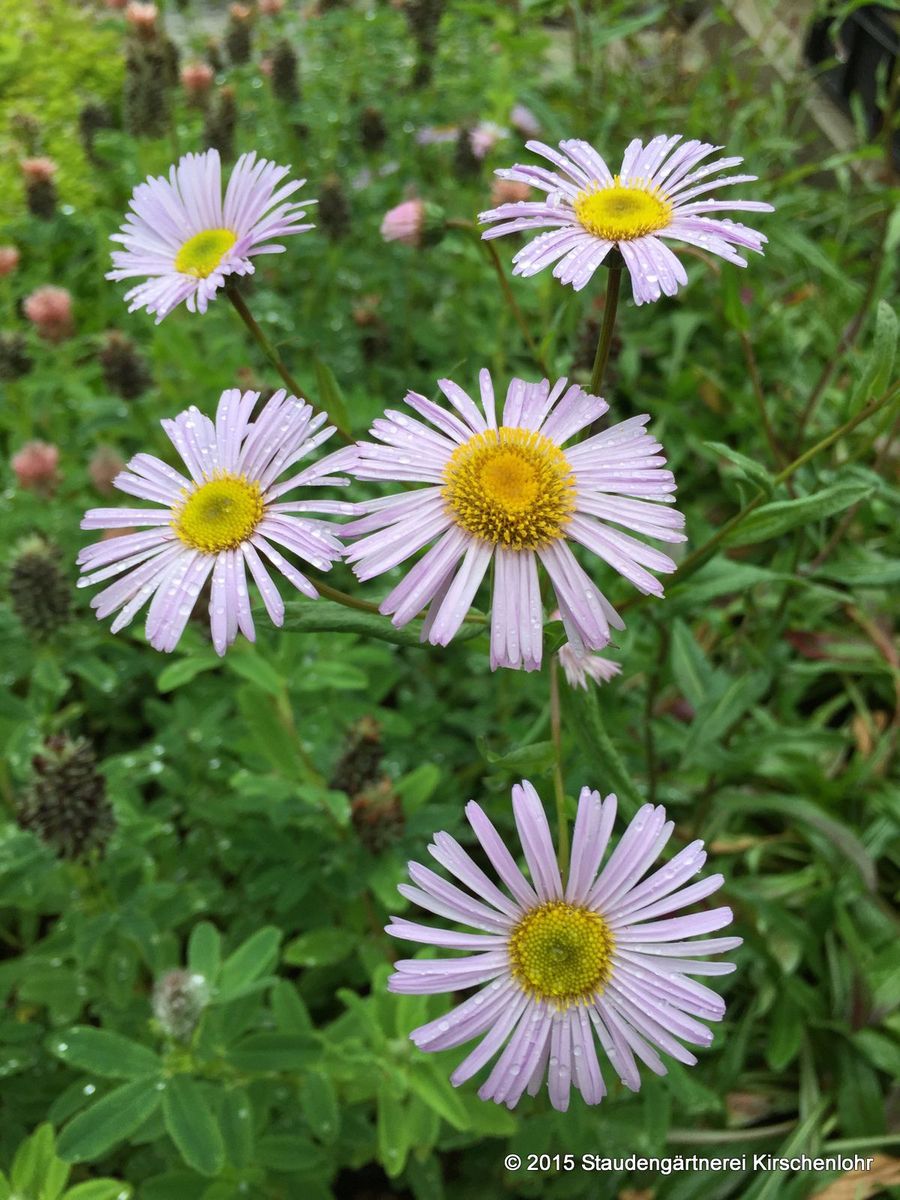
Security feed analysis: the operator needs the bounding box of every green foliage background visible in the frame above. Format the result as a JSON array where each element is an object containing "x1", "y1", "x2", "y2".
[{"x1": 0, "y1": 2, "x2": 898, "y2": 1198}]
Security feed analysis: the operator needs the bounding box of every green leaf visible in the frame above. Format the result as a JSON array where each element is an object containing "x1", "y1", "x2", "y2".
[
  {"x1": 217, "y1": 927, "x2": 281, "y2": 1000},
  {"x1": 271, "y1": 980, "x2": 314, "y2": 1034},
  {"x1": 376, "y1": 1081, "x2": 409, "y2": 1179},
  {"x1": 64, "y1": 1182, "x2": 133, "y2": 1200},
  {"x1": 720, "y1": 265, "x2": 749, "y2": 331},
  {"x1": 725, "y1": 481, "x2": 873, "y2": 546},
  {"x1": 48, "y1": 1028, "x2": 161, "y2": 1080},
  {"x1": 702, "y1": 441, "x2": 773, "y2": 494},
  {"x1": 58, "y1": 1080, "x2": 163, "y2": 1162},
  {"x1": 564, "y1": 688, "x2": 645, "y2": 811},
  {"x1": 407, "y1": 1061, "x2": 471, "y2": 1132},
  {"x1": 0, "y1": 1173, "x2": 9, "y2": 1200},
  {"x1": 162, "y1": 1076, "x2": 225, "y2": 1178},
  {"x1": 188, "y1": 922, "x2": 222, "y2": 983},
  {"x1": 224, "y1": 652, "x2": 285, "y2": 697},
  {"x1": 766, "y1": 992, "x2": 804, "y2": 1071},
  {"x1": 850, "y1": 299, "x2": 897, "y2": 410},
  {"x1": 227, "y1": 1033, "x2": 318, "y2": 1072},
  {"x1": 669, "y1": 619, "x2": 718, "y2": 709},
  {"x1": 281, "y1": 599, "x2": 485, "y2": 647},
  {"x1": 12, "y1": 1123, "x2": 68, "y2": 1199},
  {"x1": 157, "y1": 653, "x2": 221, "y2": 692},
  {"x1": 394, "y1": 763, "x2": 441, "y2": 814},
  {"x1": 300, "y1": 1071, "x2": 339, "y2": 1142},
  {"x1": 483, "y1": 740, "x2": 556, "y2": 774},
  {"x1": 681, "y1": 671, "x2": 769, "y2": 760},
  {"x1": 313, "y1": 356, "x2": 351, "y2": 437},
  {"x1": 283, "y1": 928, "x2": 356, "y2": 967},
  {"x1": 293, "y1": 660, "x2": 368, "y2": 692},
  {"x1": 219, "y1": 1089, "x2": 254, "y2": 1170}
]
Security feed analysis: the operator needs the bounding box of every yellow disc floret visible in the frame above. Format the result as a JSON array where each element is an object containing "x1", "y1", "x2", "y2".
[
  {"x1": 509, "y1": 901, "x2": 615, "y2": 1006},
  {"x1": 442, "y1": 426, "x2": 575, "y2": 550},
  {"x1": 573, "y1": 176, "x2": 672, "y2": 242},
  {"x1": 174, "y1": 228, "x2": 238, "y2": 278},
  {"x1": 174, "y1": 473, "x2": 264, "y2": 553}
]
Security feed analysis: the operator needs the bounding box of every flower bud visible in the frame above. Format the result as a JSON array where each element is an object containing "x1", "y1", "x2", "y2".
[
  {"x1": 509, "y1": 102, "x2": 540, "y2": 138},
  {"x1": 99, "y1": 330, "x2": 152, "y2": 398},
  {"x1": 0, "y1": 246, "x2": 20, "y2": 276},
  {"x1": 490, "y1": 178, "x2": 531, "y2": 207},
  {"x1": 21, "y1": 158, "x2": 57, "y2": 220},
  {"x1": 181, "y1": 61, "x2": 215, "y2": 104},
  {"x1": 317, "y1": 174, "x2": 350, "y2": 241},
  {"x1": 351, "y1": 779, "x2": 405, "y2": 854},
  {"x1": 11, "y1": 441, "x2": 60, "y2": 494},
  {"x1": 271, "y1": 39, "x2": 300, "y2": 102},
  {"x1": 225, "y1": 4, "x2": 253, "y2": 66},
  {"x1": 380, "y1": 198, "x2": 445, "y2": 248},
  {"x1": 0, "y1": 332, "x2": 31, "y2": 381},
  {"x1": 360, "y1": 106, "x2": 387, "y2": 152},
  {"x1": 152, "y1": 969, "x2": 209, "y2": 1040},
  {"x1": 18, "y1": 736, "x2": 114, "y2": 861},
  {"x1": 203, "y1": 86, "x2": 237, "y2": 160},
  {"x1": 24, "y1": 286, "x2": 74, "y2": 342},
  {"x1": 125, "y1": 1, "x2": 158, "y2": 38},
  {"x1": 88, "y1": 446, "x2": 126, "y2": 495},
  {"x1": 8, "y1": 536, "x2": 71, "y2": 638}
]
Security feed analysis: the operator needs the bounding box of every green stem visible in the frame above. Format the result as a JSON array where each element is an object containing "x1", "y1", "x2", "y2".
[
  {"x1": 448, "y1": 219, "x2": 549, "y2": 376},
  {"x1": 225, "y1": 283, "x2": 353, "y2": 444},
  {"x1": 549, "y1": 656, "x2": 569, "y2": 874},
  {"x1": 625, "y1": 382, "x2": 900, "y2": 606},
  {"x1": 589, "y1": 265, "x2": 622, "y2": 398}
]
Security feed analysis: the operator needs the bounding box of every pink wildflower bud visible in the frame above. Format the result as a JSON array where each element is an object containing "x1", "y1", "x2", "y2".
[
  {"x1": 125, "y1": 1, "x2": 158, "y2": 35},
  {"x1": 88, "y1": 446, "x2": 126, "y2": 495},
  {"x1": 181, "y1": 61, "x2": 215, "y2": 99},
  {"x1": 510, "y1": 102, "x2": 541, "y2": 137},
  {"x1": 259, "y1": 0, "x2": 284, "y2": 12},
  {"x1": 11, "y1": 441, "x2": 60, "y2": 494},
  {"x1": 20, "y1": 158, "x2": 57, "y2": 183},
  {"x1": 24, "y1": 286, "x2": 74, "y2": 343},
  {"x1": 380, "y1": 199, "x2": 445, "y2": 248},
  {"x1": 490, "y1": 178, "x2": 531, "y2": 206},
  {"x1": 0, "y1": 246, "x2": 20, "y2": 276}
]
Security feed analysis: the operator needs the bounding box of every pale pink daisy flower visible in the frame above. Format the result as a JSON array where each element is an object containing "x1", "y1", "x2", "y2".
[
  {"x1": 559, "y1": 642, "x2": 621, "y2": 689},
  {"x1": 343, "y1": 371, "x2": 684, "y2": 671},
  {"x1": 78, "y1": 389, "x2": 355, "y2": 655},
  {"x1": 107, "y1": 149, "x2": 315, "y2": 323},
  {"x1": 388, "y1": 781, "x2": 741, "y2": 1110},
  {"x1": 479, "y1": 134, "x2": 774, "y2": 303}
]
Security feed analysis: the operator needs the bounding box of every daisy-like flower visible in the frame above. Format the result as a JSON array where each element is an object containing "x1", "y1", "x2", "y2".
[
  {"x1": 107, "y1": 149, "x2": 315, "y2": 322},
  {"x1": 558, "y1": 641, "x2": 620, "y2": 690},
  {"x1": 479, "y1": 134, "x2": 774, "y2": 303},
  {"x1": 343, "y1": 370, "x2": 684, "y2": 670},
  {"x1": 387, "y1": 781, "x2": 741, "y2": 1111},
  {"x1": 78, "y1": 389, "x2": 355, "y2": 655}
]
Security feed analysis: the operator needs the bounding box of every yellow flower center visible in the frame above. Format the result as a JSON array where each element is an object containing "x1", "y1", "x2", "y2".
[
  {"x1": 174, "y1": 228, "x2": 238, "y2": 278},
  {"x1": 573, "y1": 176, "x2": 672, "y2": 241},
  {"x1": 509, "y1": 901, "x2": 615, "y2": 1007},
  {"x1": 173, "y1": 473, "x2": 264, "y2": 552},
  {"x1": 442, "y1": 426, "x2": 575, "y2": 551}
]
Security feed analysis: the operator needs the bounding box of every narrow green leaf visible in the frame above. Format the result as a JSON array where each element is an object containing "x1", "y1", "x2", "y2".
[
  {"x1": 669, "y1": 619, "x2": 718, "y2": 709},
  {"x1": 217, "y1": 927, "x2": 281, "y2": 1000},
  {"x1": 681, "y1": 671, "x2": 768, "y2": 759},
  {"x1": 219, "y1": 1089, "x2": 254, "y2": 1170},
  {"x1": 48, "y1": 1028, "x2": 161, "y2": 1080},
  {"x1": 850, "y1": 299, "x2": 897, "y2": 410},
  {"x1": 224, "y1": 652, "x2": 285, "y2": 697},
  {"x1": 281, "y1": 599, "x2": 485, "y2": 647},
  {"x1": 725, "y1": 481, "x2": 873, "y2": 546},
  {"x1": 157, "y1": 654, "x2": 220, "y2": 693},
  {"x1": 703, "y1": 440, "x2": 773, "y2": 494},
  {"x1": 58, "y1": 1080, "x2": 163, "y2": 1163},
  {"x1": 376, "y1": 1081, "x2": 409, "y2": 1179},
  {"x1": 312, "y1": 356, "x2": 351, "y2": 436},
  {"x1": 283, "y1": 928, "x2": 356, "y2": 967},
  {"x1": 64, "y1": 1182, "x2": 133, "y2": 1200},
  {"x1": 162, "y1": 1076, "x2": 224, "y2": 1178},
  {"x1": 564, "y1": 688, "x2": 645, "y2": 812},
  {"x1": 227, "y1": 1032, "x2": 318, "y2": 1072},
  {"x1": 407, "y1": 1061, "x2": 471, "y2": 1132},
  {"x1": 271, "y1": 980, "x2": 313, "y2": 1034},
  {"x1": 188, "y1": 922, "x2": 222, "y2": 984},
  {"x1": 12, "y1": 1124, "x2": 63, "y2": 1197},
  {"x1": 300, "y1": 1071, "x2": 339, "y2": 1142},
  {"x1": 766, "y1": 992, "x2": 804, "y2": 1071}
]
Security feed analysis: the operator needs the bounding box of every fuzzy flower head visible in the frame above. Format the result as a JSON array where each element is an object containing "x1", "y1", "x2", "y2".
[
  {"x1": 380, "y1": 198, "x2": 445, "y2": 248},
  {"x1": 510, "y1": 103, "x2": 541, "y2": 138},
  {"x1": 559, "y1": 642, "x2": 621, "y2": 689},
  {"x1": 181, "y1": 61, "x2": 215, "y2": 99},
  {"x1": 0, "y1": 245, "x2": 20, "y2": 276},
  {"x1": 11, "y1": 441, "x2": 60, "y2": 493},
  {"x1": 343, "y1": 371, "x2": 684, "y2": 671},
  {"x1": 107, "y1": 149, "x2": 315, "y2": 323},
  {"x1": 469, "y1": 121, "x2": 507, "y2": 160},
  {"x1": 24, "y1": 286, "x2": 74, "y2": 342},
  {"x1": 20, "y1": 157, "x2": 57, "y2": 183},
  {"x1": 480, "y1": 134, "x2": 774, "y2": 303},
  {"x1": 78, "y1": 388, "x2": 355, "y2": 655},
  {"x1": 388, "y1": 781, "x2": 740, "y2": 1110}
]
